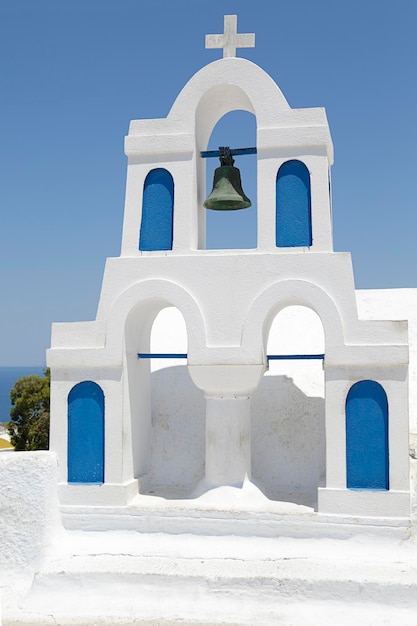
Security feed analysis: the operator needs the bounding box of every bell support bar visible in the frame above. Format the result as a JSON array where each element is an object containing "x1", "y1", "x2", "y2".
[
  {"x1": 200, "y1": 147, "x2": 257, "y2": 158},
  {"x1": 137, "y1": 354, "x2": 187, "y2": 359},
  {"x1": 268, "y1": 354, "x2": 324, "y2": 360},
  {"x1": 137, "y1": 353, "x2": 324, "y2": 360}
]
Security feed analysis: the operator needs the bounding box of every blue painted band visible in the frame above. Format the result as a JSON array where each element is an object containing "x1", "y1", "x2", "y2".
[
  {"x1": 137, "y1": 353, "x2": 188, "y2": 359},
  {"x1": 138, "y1": 353, "x2": 323, "y2": 360},
  {"x1": 267, "y1": 354, "x2": 324, "y2": 360},
  {"x1": 201, "y1": 147, "x2": 257, "y2": 158}
]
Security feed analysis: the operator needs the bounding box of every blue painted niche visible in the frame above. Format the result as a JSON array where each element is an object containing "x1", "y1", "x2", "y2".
[
  {"x1": 68, "y1": 381, "x2": 105, "y2": 483},
  {"x1": 346, "y1": 380, "x2": 389, "y2": 490},
  {"x1": 139, "y1": 168, "x2": 174, "y2": 251},
  {"x1": 276, "y1": 160, "x2": 312, "y2": 247}
]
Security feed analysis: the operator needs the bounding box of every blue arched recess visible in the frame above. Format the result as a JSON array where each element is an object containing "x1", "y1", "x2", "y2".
[
  {"x1": 139, "y1": 168, "x2": 174, "y2": 251},
  {"x1": 276, "y1": 160, "x2": 312, "y2": 247},
  {"x1": 68, "y1": 381, "x2": 105, "y2": 483},
  {"x1": 346, "y1": 380, "x2": 389, "y2": 490}
]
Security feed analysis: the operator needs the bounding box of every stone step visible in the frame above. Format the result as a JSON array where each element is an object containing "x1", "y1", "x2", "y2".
[
  {"x1": 60, "y1": 501, "x2": 411, "y2": 541},
  {"x1": 4, "y1": 530, "x2": 417, "y2": 625}
]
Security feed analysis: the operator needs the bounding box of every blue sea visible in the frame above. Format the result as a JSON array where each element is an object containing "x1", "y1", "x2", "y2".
[{"x1": 0, "y1": 366, "x2": 45, "y2": 423}]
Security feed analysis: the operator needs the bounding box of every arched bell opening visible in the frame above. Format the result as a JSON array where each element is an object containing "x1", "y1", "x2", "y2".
[
  {"x1": 124, "y1": 303, "x2": 205, "y2": 498},
  {"x1": 203, "y1": 110, "x2": 257, "y2": 250},
  {"x1": 251, "y1": 305, "x2": 325, "y2": 507}
]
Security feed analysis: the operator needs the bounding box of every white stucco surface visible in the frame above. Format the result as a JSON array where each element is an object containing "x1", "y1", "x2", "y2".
[
  {"x1": 1, "y1": 449, "x2": 417, "y2": 625},
  {"x1": 130, "y1": 306, "x2": 326, "y2": 499},
  {"x1": 0, "y1": 452, "x2": 60, "y2": 572},
  {"x1": 356, "y1": 288, "x2": 417, "y2": 435},
  {"x1": 3, "y1": 307, "x2": 417, "y2": 621}
]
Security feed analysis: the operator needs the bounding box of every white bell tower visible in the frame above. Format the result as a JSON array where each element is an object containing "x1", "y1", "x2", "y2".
[{"x1": 47, "y1": 15, "x2": 410, "y2": 522}]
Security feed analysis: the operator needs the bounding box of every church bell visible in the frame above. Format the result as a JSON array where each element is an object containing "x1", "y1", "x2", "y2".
[{"x1": 204, "y1": 147, "x2": 251, "y2": 211}]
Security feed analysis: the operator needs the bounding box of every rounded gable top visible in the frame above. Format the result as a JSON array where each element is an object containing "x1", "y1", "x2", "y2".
[
  {"x1": 169, "y1": 57, "x2": 290, "y2": 129},
  {"x1": 127, "y1": 57, "x2": 333, "y2": 162}
]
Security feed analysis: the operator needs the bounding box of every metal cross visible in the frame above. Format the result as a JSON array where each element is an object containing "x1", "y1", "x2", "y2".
[{"x1": 205, "y1": 15, "x2": 255, "y2": 58}]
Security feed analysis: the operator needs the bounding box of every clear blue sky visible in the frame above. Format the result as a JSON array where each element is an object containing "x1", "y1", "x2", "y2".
[{"x1": 0, "y1": 1, "x2": 416, "y2": 366}]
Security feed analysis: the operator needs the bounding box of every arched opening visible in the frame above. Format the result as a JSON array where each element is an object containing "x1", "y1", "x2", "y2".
[
  {"x1": 126, "y1": 304, "x2": 205, "y2": 497},
  {"x1": 139, "y1": 168, "x2": 174, "y2": 251},
  {"x1": 346, "y1": 380, "x2": 389, "y2": 490},
  {"x1": 276, "y1": 160, "x2": 312, "y2": 247},
  {"x1": 204, "y1": 110, "x2": 257, "y2": 250},
  {"x1": 150, "y1": 307, "x2": 188, "y2": 369},
  {"x1": 68, "y1": 381, "x2": 104, "y2": 483},
  {"x1": 252, "y1": 306, "x2": 325, "y2": 506}
]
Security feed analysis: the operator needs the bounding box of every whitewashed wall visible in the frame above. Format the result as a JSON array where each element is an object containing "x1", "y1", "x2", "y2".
[
  {"x1": 144, "y1": 306, "x2": 325, "y2": 499},
  {"x1": 0, "y1": 452, "x2": 60, "y2": 571}
]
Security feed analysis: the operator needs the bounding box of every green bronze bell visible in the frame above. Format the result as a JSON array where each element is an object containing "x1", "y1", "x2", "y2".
[{"x1": 204, "y1": 147, "x2": 251, "y2": 211}]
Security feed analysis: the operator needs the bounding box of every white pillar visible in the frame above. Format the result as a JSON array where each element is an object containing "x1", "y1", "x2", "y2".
[{"x1": 205, "y1": 395, "x2": 251, "y2": 486}]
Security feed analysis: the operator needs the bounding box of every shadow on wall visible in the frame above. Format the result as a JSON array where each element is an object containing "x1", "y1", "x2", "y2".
[
  {"x1": 140, "y1": 366, "x2": 325, "y2": 506},
  {"x1": 141, "y1": 366, "x2": 205, "y2": 497},
  {"x1": 251, "y1": 375, "x2": 325, "y2": 507}
]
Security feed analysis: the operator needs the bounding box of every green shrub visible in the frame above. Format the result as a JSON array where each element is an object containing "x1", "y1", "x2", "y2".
[{"x1": 7, "y1": 369, "x2": 50, "y2": 451}]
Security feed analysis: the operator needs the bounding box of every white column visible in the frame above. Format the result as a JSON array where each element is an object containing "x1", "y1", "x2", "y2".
[{"x1": 205, "y1": 395, "x2": 251, "y2": 486}]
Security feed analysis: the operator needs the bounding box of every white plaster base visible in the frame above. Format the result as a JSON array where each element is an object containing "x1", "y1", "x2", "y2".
[
  {"x1": 318, "y1": 487, "x2": 410, "y2": 519},
  {"x1": 58, "y1": 479, "x2": 139, "y2": 506},
  {"x1": 58, "y1": 511, "x2": 411, "y2": 542},
  {"x1": 59, "y1": 483, "x2": 411, "y2": 539},
  {"x1": 1, "y1": 454, "x2": 417, "y2": 625},
  {"x1": 5, "y1": 604, "x2": 417, "y2": 626},
  {"x1": 4, "y1": 527, "x2": 417, "y2": 626}
]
